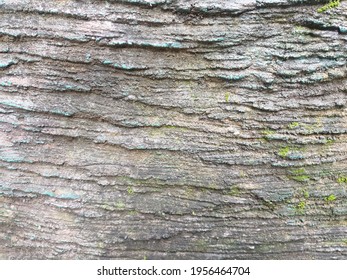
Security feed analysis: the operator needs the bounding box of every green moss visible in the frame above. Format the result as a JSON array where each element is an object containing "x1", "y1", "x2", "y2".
[
  {"x1": 263, "y1": 200, "x2": 275, "y2": 211},
  {"x1": 290, "y1": 168, "x2": 306, "y2": 175},
  {"x1": 127, "y1": 187, "x2": 134, "y2": 195},
  {"x1": 295, "y1": 201, "x2": 306, "y2": 214},
  {"x1": 101, "y1": 201, "x2": 126, "y2": 211},
  {"x1": 116, "y1": 202, "x2": 125, "y2": 209},
  {"x1": 0, "y1": 81, "x2": 12, "y2": 87},
  {"x1": 195, "y1": 240, "x2": 208, "y2": 252},
  {"x1": 317, "y1": 0, "x2": 340, "y2": 13},
  {"x1": 296, "y1": 201, "x2": 306, "y2": 210},
  {"x1": 128, "y1": 210, "x2": 138, "y2": 215},
  {"x1": 192, "y1": 92, "x2": 199, "y2": 101},
  {"x1": 261, "y1": 129, "x2": 276, "y2": 141},
  {"x1": 337, "y1": 176, "x2": 347, "y2": 184},
  {"x1": 225, "y1": 92, "x2": 230, "y2": 103},
  {"x1": 278, "y1": 146, "x2": 290, "y2": 158},
  {"x1": 325, "y1": 194, "x2": 336, "y2": 202},
  {"x1": 303, "y1": 189, "x2": 310, "y2": 199},
  {"x1": 288, "y1": 122, "x2": 300, "y2": 129},
  {"x1": 239, "y1": 171, "x2": 248, "y2": 178},
  {"x1": 228, "y1": 186, "x2": 241, "y2": 196},
  {"x1": 262, "y1": 129, "x2": 275, "y2": 136}
]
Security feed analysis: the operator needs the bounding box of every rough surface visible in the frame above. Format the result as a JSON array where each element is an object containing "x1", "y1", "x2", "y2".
[{"x1": 0, "y1": 0, "x2": 347, "y2": 259}]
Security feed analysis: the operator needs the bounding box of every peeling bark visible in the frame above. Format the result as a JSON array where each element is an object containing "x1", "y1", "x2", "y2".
[{"x1": 1, "y1": 0, "x2": 347, "y2": 259}]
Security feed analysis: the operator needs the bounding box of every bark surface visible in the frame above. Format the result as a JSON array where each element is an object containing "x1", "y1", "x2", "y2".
[{"x1": 1, "y1": 0, "x2": 347, "y2": 259}]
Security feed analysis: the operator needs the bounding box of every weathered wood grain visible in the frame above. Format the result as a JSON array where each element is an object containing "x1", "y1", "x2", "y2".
[{"x1": 1, "y1": 0, "x2": 347, "y2": 259}]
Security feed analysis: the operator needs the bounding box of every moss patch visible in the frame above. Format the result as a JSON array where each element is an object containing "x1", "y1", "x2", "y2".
[
  {"x1": 261, "y1": 129, "x2": 275, "y2": 141},
  {"x1": 289, "y1": 168, "x2": 311, "y2": 182},
  {"x1": 288, "y1": 122, "x2": 300, "y2": 129},
  {"x1": 324, "y1": 194, "x2": 336, "y2": 202},
  {"x1": 292, "y1": 175, "x2": 310, "y2": 182},
  {"x1": 278, "y1": 146, "x2": 290, "y2": 158},
  {"x1": 127, "y1": 187, "x2": 134, "y2": 195},
  {"x1": 225, "y1": 92, "x2": 230, "y2": 103},
  {"x1": 295, "y1": 201, "x2": 306, "y2": 214},
  {"x1": 317, "y1": 0, "x2": 341, "y2": 13},
  {"x1": 227, "y1": 186, "x2": 241, "y2": 196},
  {"x1": 337, "y1": 176, "x2": 347, "y2": 184}
]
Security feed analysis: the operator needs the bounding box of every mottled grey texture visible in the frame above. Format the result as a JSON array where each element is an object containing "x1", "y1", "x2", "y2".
[{"x1": 0, "y1": 0, "x2": 347, "y2": 259}]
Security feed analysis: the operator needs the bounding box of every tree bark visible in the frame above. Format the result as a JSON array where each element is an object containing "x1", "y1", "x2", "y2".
[{"x1": 1, "y1": 0, "x2": 347, "y2": 259}]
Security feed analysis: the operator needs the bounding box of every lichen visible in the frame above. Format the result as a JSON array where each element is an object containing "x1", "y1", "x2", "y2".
[{"x1": 128, "y1": 210, "x2": 138, "y2": 216}]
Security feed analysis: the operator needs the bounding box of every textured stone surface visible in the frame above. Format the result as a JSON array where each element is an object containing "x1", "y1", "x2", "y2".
[{"x1": 0, "y1": 0, "x2": 347, "y2": 259}]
